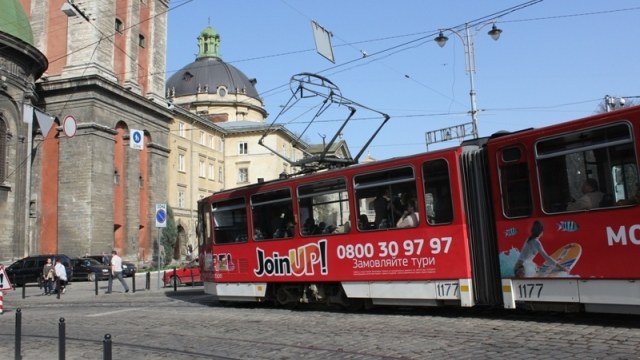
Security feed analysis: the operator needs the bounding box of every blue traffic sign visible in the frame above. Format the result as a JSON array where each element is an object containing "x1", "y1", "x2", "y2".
[{"x1": 155, "y1": 204, "x2": 167, "y2": 228}]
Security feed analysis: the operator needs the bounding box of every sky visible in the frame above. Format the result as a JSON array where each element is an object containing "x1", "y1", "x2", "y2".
[{"x1": 165, "y1": 0, "x2": 640, "y2": 160}]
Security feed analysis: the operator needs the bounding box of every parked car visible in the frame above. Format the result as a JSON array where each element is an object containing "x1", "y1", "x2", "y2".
[
  {"x1": 5, "y1": 254, "x2": 73, "y2": 287},
  {"x1": 163, "y1": 259, "x2": 201, "y2": 287},
  {"x1": 71, "y1": 258, "x2": 110, "y2": 282},
  {"x1": 87, "y1": 255, "x2": 137, "y2": 277}
]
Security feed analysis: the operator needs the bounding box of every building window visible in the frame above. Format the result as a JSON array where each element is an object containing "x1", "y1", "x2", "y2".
[
  {"x1": 238, "y1": 168, "x2": 248, "y2": 183},
  {"x1": 178, "y1": 154, "x2": 186, "y2": 172},
  {"x1": 217, "y1": 86, "x2": 227, "y2": 97},
  {"x1": 238, "y1": 142, "x2": 248, "y2": 155},
  {"x1": 138, "y1": 34, "x2": 146, "y2": 48},
  {"x1": 115, "y1": 18, "x2": 123, "y2": 33},
  {"x1": 178, "y1": 122, "x2": 185, "y2": 137},
  {"x1": 178, "y1": 191, "x2": 185, "y2": 208},
  {"x1": 208, "y1": 135, "x2": 214, "y2": 148},
  {"x1": 217, "y1": 138, "x2": 223, "y2": 151},
  {"x1": 219, "y1": 166, "x2": 223, "y2": 182},
  {"x1": 0, "y1": 118, "x2": 6, "y2": 183},
  {"x1": 209, "y1": 163, "x2": 215, "y2": 180},
  {"x1": 199, "y1": 159, "x2": 206, "y2": 178},
  {"x1": 200, "y1": 131, "x2": 205, "y2": 145}
]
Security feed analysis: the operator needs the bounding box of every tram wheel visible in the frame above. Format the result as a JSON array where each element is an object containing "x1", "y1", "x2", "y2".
[{"x1": 276, "y1": 287, "x2": 290, "y2": 306}]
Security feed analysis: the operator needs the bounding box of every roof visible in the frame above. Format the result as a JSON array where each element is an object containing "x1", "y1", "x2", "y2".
[
  {"x1": 0, "y1": 0, "x2": 34, "y2": 44},
  {"x1": 166, "y1": 26, "x2": 260, "y2": 100}
]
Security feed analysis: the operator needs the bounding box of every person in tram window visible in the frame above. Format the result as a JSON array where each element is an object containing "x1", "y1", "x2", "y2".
[
  {"x1": 567, "y1": 178, "x2": 603, "y2": 211},
  {"x1": 358, "y1": 214, "x2": 370, "y2": 230},
  {"x1": 373, "y1": 189, "x2": 391, "y2": 228},
  {"x1": 396, "y1": 200, "x2": 419, "y2": 228},
  {"x1": 513, "y1": 221, "x2": 568, "y2": 278},
  {"x1": 302, "y1": 217, "x2": 316, "y2": 235},
  {"x1": 616, "y1": 183, "x2": 640, "y2": 206}
]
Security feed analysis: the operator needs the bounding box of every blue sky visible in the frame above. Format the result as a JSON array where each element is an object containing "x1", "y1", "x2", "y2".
[{"x1": 166, "y1": 0, "x2": 640, "y2": 160}]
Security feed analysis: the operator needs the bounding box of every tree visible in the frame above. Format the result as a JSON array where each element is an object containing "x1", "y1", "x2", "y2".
[{"x1": 159, "y1": 205, "x2": 178, "y2": 266}]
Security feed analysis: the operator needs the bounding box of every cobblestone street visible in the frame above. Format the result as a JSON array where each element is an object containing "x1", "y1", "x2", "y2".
[{"x1": 1, "y1": 274, "x2": 639, "y2": 359}]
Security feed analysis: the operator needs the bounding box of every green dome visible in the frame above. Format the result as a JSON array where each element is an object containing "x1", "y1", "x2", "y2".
[{"x1": 0, "y1": 0, "x2": 34, "y2": 45}]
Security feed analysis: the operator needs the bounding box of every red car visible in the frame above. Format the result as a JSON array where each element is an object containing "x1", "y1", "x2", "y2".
[{"x1": 163, "y1": 259, "x2": 201, "y2": 287}]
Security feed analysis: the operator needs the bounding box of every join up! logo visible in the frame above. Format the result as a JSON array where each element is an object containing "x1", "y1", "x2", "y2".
[{"x1": 254, "y1": 240, "x2": 328, "y2": 277}]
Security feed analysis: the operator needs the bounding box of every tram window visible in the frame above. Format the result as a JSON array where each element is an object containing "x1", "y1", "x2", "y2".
[
  {"x1": 251, "y1": 189, "x2": 294, "y2": 240},
  {"x1": 354, "y1": 167, "x2": 418, "y2": 230},
  {"x1": 500, "y1": 163, "x2": 532, "y2": 217},
  {"x1": 537, "y1": 122, "x2": 637, "y2": 213},
  {"x1": 298, "y1": 178, "x2": 350, "y2": 236},
  {"x1": 423, "y1": 159, "x2": 453, "y2": 225},
  {"x1": 211, "y1": 198, "x2": 247, "y2": 244},
  {"x1": 197, "y1": 200, "x2": 211, "y2": 247}
]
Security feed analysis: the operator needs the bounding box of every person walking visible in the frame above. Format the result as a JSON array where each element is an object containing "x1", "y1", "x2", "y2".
[
  {"x1": 106, "y1": 250, "x2": 130, "y2": 294},
  {"x1": 53, "y1": 257, "x2": 68, "y2": 295}
]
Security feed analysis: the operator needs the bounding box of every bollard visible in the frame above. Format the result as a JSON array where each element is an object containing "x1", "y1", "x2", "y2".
[
  {"x1": 131, "y1": 271, "x2": 136, "y2": 293},
  {"x1": 0, "y1": 290, "x2": 3, "y2": 314},
  {"x1": 58, "y1": 318, "x2": 66, "y2": 360},
  {"x1": 145, "y1": 272, "x2": 150, "y2": 290},
  {"x1": 22, "y1": 285, "x2": 25, "y2": 299},
  {"x1": 191, "y1": 270, "x2": 194, "y2": 288},
  {"x1": 173, "y1": 267, "x2": 177, "y2": 292},
  {"x1": 94, "y1": 276, "x2": 99, "y2": 296},
  {"x1": 15, "y1": 308, "x2": 21, "y2": 360},
  {"x1": 56, "y1": 278, "x2": 61, "y2": 299},
  {"x1": 103, "y1": 333, "x2": 112, "y2": 360}
]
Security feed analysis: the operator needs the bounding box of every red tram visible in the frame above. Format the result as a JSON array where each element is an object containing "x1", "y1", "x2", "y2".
[{"x1": 196, "y1": 106, "x2": 640, "y2": 314}]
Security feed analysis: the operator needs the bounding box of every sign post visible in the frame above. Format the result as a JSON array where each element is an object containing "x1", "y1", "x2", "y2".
[{"x1": 155, "y1": 204, "x2": 167, "y2": 289}]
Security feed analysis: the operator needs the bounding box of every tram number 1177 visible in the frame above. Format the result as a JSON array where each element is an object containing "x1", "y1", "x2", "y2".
[
  {"x1": 517, "y1": 283, "x2": 544, "y2": 299},
  {"x1": 436, "y1": 282, "x2": 459, "y2": 298}
]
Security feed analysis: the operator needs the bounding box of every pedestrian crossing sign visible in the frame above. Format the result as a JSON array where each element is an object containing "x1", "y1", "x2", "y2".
[{"x1": 0, "y1": 264, "x2": 12, "y2": 291}]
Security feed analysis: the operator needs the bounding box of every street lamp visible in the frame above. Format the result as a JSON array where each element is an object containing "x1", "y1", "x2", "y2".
[{"x1": 435, "y1": 23, "x2": 503, "y2": 139}]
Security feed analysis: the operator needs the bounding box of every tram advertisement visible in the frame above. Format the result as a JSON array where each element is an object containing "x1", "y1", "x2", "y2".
[
  {"x1": 206, "y1": 227, "x2": 471, "y2": 282},
  {"x1": 497, "y1": 216, "x2": 640, "y2": 279}
]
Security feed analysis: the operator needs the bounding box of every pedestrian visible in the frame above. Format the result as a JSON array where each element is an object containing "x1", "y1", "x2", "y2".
[
  {"x1": 42, "y1": 258, "x2": 55, "y2": 295},
  {"x1": 106, "y1": 250, "x2": 130, "y2": 294},
  {"x1": 54, "y1": 257, "x2": 68, "y2": 295},
  {"x1": 101, "y1": 251, "x2": 110, "y2": 266}
]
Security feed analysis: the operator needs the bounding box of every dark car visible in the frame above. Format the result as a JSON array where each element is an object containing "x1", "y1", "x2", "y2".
[
  {"x1": 87, "y1": 255, "x2": 137, "y2": 277},
  {"x1": 71, "y1": 258, "x2": 110, "y2": 282},
  {"x1": 5, "y1": 255, "x2": 73, "y2": 287},
  {"x1": 163, "y1": 259, "x2": 201, "y2": 287}
]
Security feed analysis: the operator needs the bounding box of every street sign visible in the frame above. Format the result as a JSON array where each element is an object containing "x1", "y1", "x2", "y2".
[
  {"x1": 63, "y1": 115, "x2": 77, "y2": 138},
  {"x1": 130, "y1": 129, "x2": 144, "y2": 150},
  {"x1": 0, "y1": 264, "x2": 12, "y2": 291},
  {"x1": 155, "y1": 203, "x2": 167, "y2": 228}
]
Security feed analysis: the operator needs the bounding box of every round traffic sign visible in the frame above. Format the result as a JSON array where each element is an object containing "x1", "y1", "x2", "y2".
[
  {"x1": 63, "y1": 115, "x2": 77, "y2": 138},
  {"x1": 132, "y1": 130, "x2": 142, "y2": 144},
  {"x1": 156, "y1": 208, "x2": 167, "y2": 224}
]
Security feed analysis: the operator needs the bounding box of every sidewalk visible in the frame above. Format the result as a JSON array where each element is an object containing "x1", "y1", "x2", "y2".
[{"x1": 0, "y1": 271, "x2": 189, "y2": 309}]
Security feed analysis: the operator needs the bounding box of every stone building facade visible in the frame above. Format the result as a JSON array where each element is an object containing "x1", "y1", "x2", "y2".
[
  {"x1": 0, "y1": 0, "x2": 47, "y2": 260},
  {"x1": 165, "y1": 26, "x2": 305, "y2": 258},
  {"x1": 2, "y1": 1, "x2": 349, "y2": 264},
  {"x1": 3, "y1": 0, "x2": 173, "y2": 262}
]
